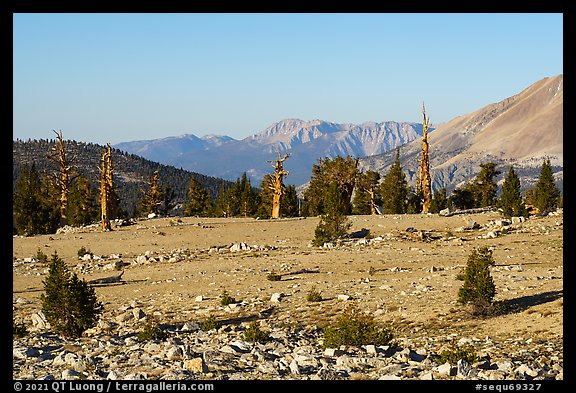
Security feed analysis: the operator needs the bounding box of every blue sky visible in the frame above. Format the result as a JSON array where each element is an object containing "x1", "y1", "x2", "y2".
[{"x1": 13, "y1": 13, "x2": 563, "y2": 145}]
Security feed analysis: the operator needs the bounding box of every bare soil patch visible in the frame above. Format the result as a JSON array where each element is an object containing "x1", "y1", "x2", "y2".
[{"x1": 13, "y1": 211, "x2": 563, "y2": 356}]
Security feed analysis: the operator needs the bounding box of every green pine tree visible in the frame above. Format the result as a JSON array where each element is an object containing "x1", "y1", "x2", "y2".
[
  {"x1": 67, "y1": 172, "x2": 100, "y2": 226},
  {"x1": 457, "y1": 247, "x2": 497, "y2": 316},
  {"x1": 256, "y1": 174, "x2": 275, "y2": 218},
  {"x1": 239, "y1": 172, "x2": 257, "y2": 217},
  {"x1": 281, "y1": 184, "x2": 299, "y2": 217},
  {"x1": 449, "y1": 188, "x2": 476, "y2": 210},
  {"x1": 184, "y1": 178, "x2": 212, "y2": 217},
  {"x1": 212, "y1": 181, "x2": 229, "y2": 217},
  {"x1": 13, "y1": 163, "x2": 60, "y2": 235},
  {"x1": 379, "y1": 148, "x2": 409, "y2": 214},
  {"x1": 497, "y1": 166, "x2": 528, "y2": 218},
  {"x1": 224, "y1": 177, "x2": 242, "y2": 217},
  {"x1": 429, "y1": 187, "x2": 448, "y2": 213},
  {"x1": 532, "y1": 159, "x2": 560, "y2": 214},
  {"x1": 161, "y1": 186, "x2": 176, "y2": 216},
  {"x1": 40, "y1": 252, "x2": 103, "y2": 337},
  {"x1": 138, "y1": 171, "x2": 165, "y2": 216},
  {"x1": 352, "y1": 170, "x2": 381, "y2": 215},
  {"x1": 406, "y1": 186, "x2": 422, "y2": 214},
  {"x1": 313, "y1": 182, "x2": 352, "y2": 246},
  {"x1": 468, "y1": 162, "x2": 501, "y2": 207},
  {"x1": 303, "y1": 156, "x2": 358, "y2": 216}
]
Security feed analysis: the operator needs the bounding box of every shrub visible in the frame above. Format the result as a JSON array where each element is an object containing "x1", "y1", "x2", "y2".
[
  {"x1": 242, "y1": 321, "x2": 269, "y2": 343},
  {"x1": 306, "y1": 286, "x2": 323, "y2": 302},
  {"x1": 201, "y1": 315, "x2": 221, "y2": 331},
  {"x1": 457, "y1": 247, "x2": 497, "y2": 316},
  {"x1": 436, "y1": 343, "x2": 478, "y2": 365},
  {"x1": 137, "y1": 318, "x2": 169, "y2": 341},
  {"x1": 40, "y1": 252, "x2": 103, "y2": 338},
  {"x1": 35, "y1": 248, "x2": 49, "y2": 264},
  {"x1": 322, "y1": 303, "x2": 393, "y2": 349},
  {"x1": 77, "y1": 246, "x2": 92, "y2": 258},
  {"x1": 220, "y1": 289, "x2": 238, "y2": 306},
  {"x1": 267, "y1": 271, "x2": 282, "y2": 281}
]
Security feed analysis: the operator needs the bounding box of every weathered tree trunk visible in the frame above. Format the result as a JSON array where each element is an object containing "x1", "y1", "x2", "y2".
[
  {"x1": 268, "y1": 151, "x2": 290, "y2": 219},
  {"x1": 367, "y1": 188, "x2": 377, "y2": 215},
  {"x1": 47, "y1": 130, "x2": 75, "y2": 226},
  {"x1": 418, "y1": 103, "x2": 432, "y2": 213},
  {"x1": 439, "y1": 206, "x2": 495, "y2": 217},
  {"x1": 100, "y1": 144, "x2": 113, "y2": 231}
]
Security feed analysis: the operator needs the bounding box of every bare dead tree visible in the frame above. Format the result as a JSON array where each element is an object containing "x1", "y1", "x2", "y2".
[
  {"x1": 267, "y1": 149, "x2": 290, "y2": 219},
  {"x1": 46, "y1": 130, "x2": 77, "y2": 226},
  {"x1": 418, "y1": 102, "x2": 432, "y2": 213},
  {"x1": 99, "y1": 144, "x2": 114, "y2": 231}
]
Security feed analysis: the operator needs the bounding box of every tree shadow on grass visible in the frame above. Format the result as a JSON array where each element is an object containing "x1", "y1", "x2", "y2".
[{"x1": 498, "y1": 290, "x2": 563, "y2": 314}]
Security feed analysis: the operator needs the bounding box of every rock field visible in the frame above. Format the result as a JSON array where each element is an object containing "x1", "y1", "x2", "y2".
[{"x1": 13, "y1": 210, "x2": 563, "y2": 381}]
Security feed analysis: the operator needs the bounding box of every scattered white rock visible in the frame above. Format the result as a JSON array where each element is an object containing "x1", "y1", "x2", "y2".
[
  {"x1": 166, "y1": 346, "x2": 184, "y2": 360},
  {"x1": 324, "y1": 348, "x2": 344, "y2": 357},
  {"x1": 30, "y1": 311, "x2": 50, "y2": 329},
  {"x1": 132, "y1": 308, "x2": 146, "y2": 320},
  {"x1": 516, "y1": 364, "x2": 539, "y2": 378},
  {"x1": 13, "y1": 347, "x2": 40, "y2": 359},
  {"x1": 457, "y1": 359, "x2": 472, "y2": 377},
  {"x1": 270, "y1": 293, "x2": 284, "y2": 302},
  {"x1": 136, "y1": 255, "x2": 148, "y2": 264},
  {"x1": 379, "y1": 374, "x2": 402, "y2": 380},
  {"x1": 230, "y1": 243, "x2": 251, "y2": 252},
  {"x1": 106, "y1": 370, "x2": 123, "y2": 380},
  {"x1": 289, "y1": 359, "x2": 301, "y2": 374},
  {"x1": 436, "y1": 362, "x2": 454, "y2": 376}
]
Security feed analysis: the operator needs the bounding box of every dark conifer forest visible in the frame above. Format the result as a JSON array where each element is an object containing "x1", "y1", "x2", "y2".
[{"x1": 13, "y1": 138, "x2": 231, "y2": 218}]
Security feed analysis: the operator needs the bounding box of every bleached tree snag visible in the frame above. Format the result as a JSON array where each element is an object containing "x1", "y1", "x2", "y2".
[
  {"x1": 418, "y1": 103, "x2": 432, "y2": 213},
  {"x1": 439, "y1": 206, "x2": 495, "y2": 217},
  {"x1": 47, "y1": 130, "x2": 76, "y2": 226},
  {"x1": 367, "y1": 188, "x2": 377, "y2": 215},
  {"x1": 105, "y1": 144, "x2": 114, "y2": 193},
  {"x1": 268, "y1": 150, "x2": 290, "y2": 219},
  {"x1": 100, "y1": 144, "x2": 113, "y2": 231},
  {"x1": 100, "y1": 148, "x2": 110, "y2": 231}
]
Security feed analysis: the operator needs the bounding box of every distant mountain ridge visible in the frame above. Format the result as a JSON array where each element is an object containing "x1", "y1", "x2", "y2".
[
  {"x1": 114, "y1": 74, "x2": 562, "y2": 193},
  {"x1": 115, "y1": 119, "x2": 426, "y2": 186},
  {"x1": 359, "y1": 74, "x2": 563, "y2": 194}
]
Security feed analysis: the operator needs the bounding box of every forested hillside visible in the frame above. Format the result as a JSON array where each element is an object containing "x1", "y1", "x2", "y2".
[{"x1": 13, "y1": 138, "x2": 232, "y2": 217}]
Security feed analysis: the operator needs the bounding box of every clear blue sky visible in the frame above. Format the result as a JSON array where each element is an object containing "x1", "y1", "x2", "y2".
[{"x1": 13, "y1": 13, "x2": 563, "y2": 145}]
